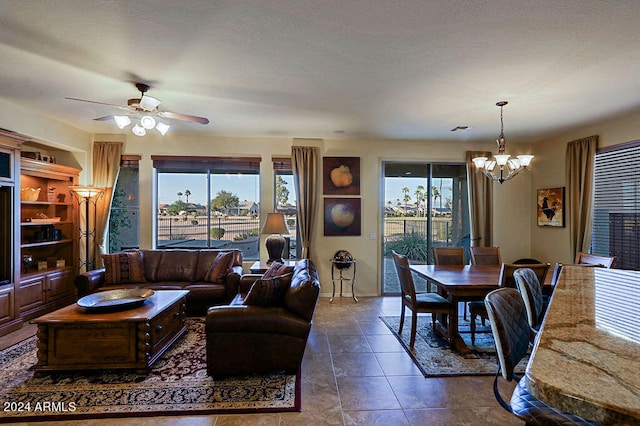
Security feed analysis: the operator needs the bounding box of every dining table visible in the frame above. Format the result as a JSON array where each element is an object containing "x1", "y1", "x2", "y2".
[
  {"x1": 408, "y1": 263, "x2": 552, "y2": 354},
  {"x1": 526, "y1": 265, "x2": 640, "y2": 425}
]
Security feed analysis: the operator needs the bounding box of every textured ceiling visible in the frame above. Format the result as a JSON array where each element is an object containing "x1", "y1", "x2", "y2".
[{"x1": 1, "y1": 0, "x2": 640, "y2": 143}]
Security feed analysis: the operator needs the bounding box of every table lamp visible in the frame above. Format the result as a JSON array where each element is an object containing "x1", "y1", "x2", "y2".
[{"x1": 260, "y1": 213, "x2": 289, "y2": 264}]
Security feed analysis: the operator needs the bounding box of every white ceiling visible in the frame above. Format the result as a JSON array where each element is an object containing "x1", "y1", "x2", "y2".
[{"x1": 1, "y1": 0, "x2": 640, "y2": 143}]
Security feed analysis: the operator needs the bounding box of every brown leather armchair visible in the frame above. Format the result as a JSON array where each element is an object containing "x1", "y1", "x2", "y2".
[{"x1": 205, "y1": 259, "x2": 320, "y2": 378}]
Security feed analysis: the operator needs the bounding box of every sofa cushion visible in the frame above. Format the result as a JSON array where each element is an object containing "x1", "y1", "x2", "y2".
[
  {"x1": 243, "y1": 273, "x2": 292, "y2": 306},
  {"x1": 142, "y1": 250, "x2": 199, "y2": 282},
  {"x1": 205, "y1": 251, "x2": 235, "y2": 283},
  {"x1": 261, "y1": 261, "x2": 295, "y2": 279},
  {"x1": 102, "y1": 251, "x2": 146, "y2": 284}
]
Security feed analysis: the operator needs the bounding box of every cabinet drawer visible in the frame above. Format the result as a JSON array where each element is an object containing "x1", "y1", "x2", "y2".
[{"x1": 150, "y1": 300, "x2": 183, "y2": 352}]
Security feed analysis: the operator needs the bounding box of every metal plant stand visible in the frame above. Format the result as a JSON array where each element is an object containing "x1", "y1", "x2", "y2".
[{"x1": 330, "y1": 258, "x2": 357, "y2": 303}]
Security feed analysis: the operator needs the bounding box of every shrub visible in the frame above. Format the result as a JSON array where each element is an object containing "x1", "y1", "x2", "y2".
[
  {"x1": 210, "y1": 227, "x2": 225, "y2": 240},
  {"x1": 384, "y1": 231, "x2": 429, "y2": 262},
  {"x1": 233, "y1": 228, "x2": 260, "y2": 241}
]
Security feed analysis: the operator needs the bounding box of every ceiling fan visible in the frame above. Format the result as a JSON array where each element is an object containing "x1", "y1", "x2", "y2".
[{"x1": 66, "y1": 83, "x2": 209, "y2": 136}]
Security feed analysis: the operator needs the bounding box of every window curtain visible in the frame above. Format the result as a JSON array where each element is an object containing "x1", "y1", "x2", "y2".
[
  {"x1": 466, "y1": 151, "x2": 493, "y2": 247},
  {"x1": 291, "y1": 146, "x2": 317, "y2": 259},
  {"x1": 566, "y1": 135, "x2": 598, "y2": 261},
  {"x1": 93, "y1": 141, "x2": 123, "y2": 266}
]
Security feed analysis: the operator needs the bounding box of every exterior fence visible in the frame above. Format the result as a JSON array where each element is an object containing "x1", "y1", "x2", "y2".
[
  {"x1": 157, "y1": 215, "x2": 261, "y2": 246},
  {"x1": 384, "y1": 218, "x2": 452, "y2": 246}
]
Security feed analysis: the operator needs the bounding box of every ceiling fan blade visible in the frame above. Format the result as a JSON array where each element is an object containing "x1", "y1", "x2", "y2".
[
  {"x1": 93, "y1": 115, "x2": 116, "y2": 121},
  {"x1": 139, "y1": 94, "x2": 162, "y2": 111},
  {"x1": 158, "y1": 111, "x2": 209, "y2": 125},
  {"x1": 65, "y1": 97, "x2": 132, "y2": 112}
]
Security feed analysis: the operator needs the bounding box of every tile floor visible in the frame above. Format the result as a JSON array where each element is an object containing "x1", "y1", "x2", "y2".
[{"x1": 0, "y1": 297, "x2": 523, "y2": 425}]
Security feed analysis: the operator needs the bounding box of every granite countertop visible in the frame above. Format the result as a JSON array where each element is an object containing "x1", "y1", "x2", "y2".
[{"x1": 526, "y1": 266, "x2": 640, "y2": 425}]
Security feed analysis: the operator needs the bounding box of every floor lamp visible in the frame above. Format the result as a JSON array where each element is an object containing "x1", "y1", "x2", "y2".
[
  {"x1": 260, "y1": 213, "x2": 289, "y2": 264},
  {"x1": 69, "y1": 186, "x2": 104, "y2": 273}
]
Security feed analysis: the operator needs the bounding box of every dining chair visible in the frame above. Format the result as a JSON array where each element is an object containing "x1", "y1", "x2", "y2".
[
  {"x1": 391, "y1": 251, "x2": 454, "y2": 347},
  {"x1": 469, "y1": 246, "x2": 502, "y2": 265},
  {"x1": 468, "y1": 262, "x2": 550, "y2": 345},
  {"x1": 514, "y1": 268, "x2": 547, "y2": 338},
  {"x1": 574, "y1": 251, "x2": 617, "y2": 268},
  {"x1": 484, "y1": 288, "x2": 601, "y2": 425},
  {"x1": 432, "y1": 247, "x2": 465, "y2": 265},
  {"x1": 432, "y1": 247, "x2": 469, "y2": 319}
]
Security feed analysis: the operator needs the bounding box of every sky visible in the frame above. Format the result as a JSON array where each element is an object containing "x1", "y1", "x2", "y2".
[{"x1": 385, "y1": 177, "x2": 453, "y2": 208}]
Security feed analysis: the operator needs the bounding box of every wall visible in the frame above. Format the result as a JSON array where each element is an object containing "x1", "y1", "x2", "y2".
[
  {"x1": 122, "y1": 132, "x2": 535, "y2": 297},
  {"x1": 0, "y1": 99, "x2": 92, "y2": 181},
  {"x1": 529, "y1": 108, "x2": 640, "y2": 264}
]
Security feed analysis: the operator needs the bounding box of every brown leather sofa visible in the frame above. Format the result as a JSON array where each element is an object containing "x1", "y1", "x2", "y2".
[
  {"x1": 74, "y1": 249, "x2": 243, "y2": 316},
  {"x1": 205, "y1": 258, "x2": 320, "y2": 378}
]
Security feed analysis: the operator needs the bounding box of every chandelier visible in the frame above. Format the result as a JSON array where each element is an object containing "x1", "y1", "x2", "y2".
[
  {"x1": 472, "y1": 101, "x2": 533, "y2": 184},
  {"x1": 113, "y1": 115, "x2": 170, "y2": 137}
]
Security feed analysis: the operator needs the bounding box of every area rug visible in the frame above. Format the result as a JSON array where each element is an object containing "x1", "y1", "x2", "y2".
[
  {"x1": 380, "y1": 315, "x2": 529, "y2": 377},
  {"x1": 0, "y1": 319, "x2": 299, "y2": 423}
]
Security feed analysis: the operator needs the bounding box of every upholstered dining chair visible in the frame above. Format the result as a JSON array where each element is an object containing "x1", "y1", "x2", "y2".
[
  {"x1": 469, "y1": 246, "x2": 502, "y2": 265},
  {"x1": 468, "y1": 262, "x2": 550, "y2": 345},
  {"x1": 574, "y1": 251, "x2": 617, "y2": 269},
  {"x1": 514, "y1": 268, "x2": 547, "y2": 338},
  {"x1": 484, "y1": 288, "x2": 602, "y2": 425},
  {"x1": 392, "y1": 251, "x2": 454, "y2": 347}
]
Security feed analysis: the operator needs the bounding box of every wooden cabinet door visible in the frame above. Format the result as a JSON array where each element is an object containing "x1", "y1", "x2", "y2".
[
  {"x1": 0, "y1": 285, "x2": 16, "y2": 326},
  {"x1": 45, "y1": 269, "x2": 75, "y2": 303},
  {"x1": 18, "y1": 275, "x2": 46, "y2": 315}
]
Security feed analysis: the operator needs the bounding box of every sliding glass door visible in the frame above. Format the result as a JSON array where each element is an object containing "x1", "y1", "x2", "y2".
[{"x1": 382, "y1": 162, "x2": 470, "y2": 295}]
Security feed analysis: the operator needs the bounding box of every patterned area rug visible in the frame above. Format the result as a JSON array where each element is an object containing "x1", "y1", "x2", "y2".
[
  {"x1": 0, "y1": 319, "x2": 299, "y2": 423},
  {"x1": 380, "y1": 315, "x2": 529, "y2": 377}
]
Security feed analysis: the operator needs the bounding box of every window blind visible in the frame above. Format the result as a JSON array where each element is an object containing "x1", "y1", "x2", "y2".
[
  {"x1": 592, "y1": 141, "x2": 640, "y2": 270},
  {"x1": 151, "y1": 155, "x2": 261, "y2": 173}
]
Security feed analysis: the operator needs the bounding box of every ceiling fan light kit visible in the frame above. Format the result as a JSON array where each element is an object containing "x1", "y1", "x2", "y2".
[
  {"x1": 472, "y1": 101, "x2": 534, "y2": 184},
  {"x1": 66, "y1": 82, "x2": 209, "y2": 137}
]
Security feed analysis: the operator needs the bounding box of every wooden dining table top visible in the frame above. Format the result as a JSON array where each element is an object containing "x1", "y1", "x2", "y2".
[{"x1": 409, "y1": 263, "x2": 552, "y2": 291}]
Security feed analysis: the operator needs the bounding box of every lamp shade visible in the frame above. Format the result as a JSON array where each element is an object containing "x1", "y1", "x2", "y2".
[
  {"x1": 69, "y1": 186, "x2": 104, "y2": 199},
  {"x1": 260, "y1": 213, "x2": 289, "y2": 235}
]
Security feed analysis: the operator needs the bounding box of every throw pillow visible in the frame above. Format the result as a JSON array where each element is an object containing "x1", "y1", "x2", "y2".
[
  {"x1": 102, "y1": 251, "x2": 146, "y2": 284},
  {"x1": 243, "y1": 273, "x2": 293, "y2": 306},
  {"x1": 262, "y1": 261, "x2": 295, "y2": 279},
  {"x1": 204, "y1": 251, "x2": 235, "y2": 283}
]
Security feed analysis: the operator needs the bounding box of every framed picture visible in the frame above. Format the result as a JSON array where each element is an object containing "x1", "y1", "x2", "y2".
[
  {"x1": 323, "y1": 157, "x2": 360, "y2": 195},
  {"x1": 324, "y1": 198, "x2": 361, "y2": 236},
  {"x1": 537, "y1": 187, "x2": 564, "y2": 227}
]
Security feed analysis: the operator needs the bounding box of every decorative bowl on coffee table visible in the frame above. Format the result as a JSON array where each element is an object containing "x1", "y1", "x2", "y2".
[{"x1": 77, "y1": 289, "x2": 155, "y2": 312}]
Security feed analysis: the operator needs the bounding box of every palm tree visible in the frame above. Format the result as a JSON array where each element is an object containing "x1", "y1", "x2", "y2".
[
  {"x1": 415, "y1": 185, "x2": 425, "y2": 217},
  {"x1": 177, "y1": 191, "x2": 183, "y2": 202},
  {"x1": 184, "y1": 189, "x2": 191, "y2": 203},
  {"x1": 401, "y1": 187, "x2": 411, "y2": 216},
  {"x1": 432, "y1": 186, "x2": 440, "y2": 216}
]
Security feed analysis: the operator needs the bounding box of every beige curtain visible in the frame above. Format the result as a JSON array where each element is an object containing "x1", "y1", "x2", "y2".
[
  {"x1": 466, "y1": 151, "x2": 493, "y2": 247},
  {"x1": 93, "y1": 142, "x2": 123, "y2": 266},
  {"x1": 291, "y1": 146, "x2": 317, "y2": 259},
  {"x1": 566, "y1": 135, "x2": 598, "y2": 261}
]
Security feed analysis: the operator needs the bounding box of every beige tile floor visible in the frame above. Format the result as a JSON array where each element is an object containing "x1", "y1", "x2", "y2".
[{"x1": 1, "y1": 297, "x2": 523, "y2": 425}]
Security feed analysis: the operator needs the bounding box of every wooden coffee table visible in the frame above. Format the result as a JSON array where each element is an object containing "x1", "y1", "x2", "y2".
[{"x1": 32, "y1": 290, "x2": 189, "y2": 373}]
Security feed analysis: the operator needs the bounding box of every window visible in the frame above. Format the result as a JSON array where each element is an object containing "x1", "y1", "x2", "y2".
[
  {"x1": 592, "y1": 141, "x2": 640, "y2": 269},
  {"x1": 153, "y1": 156, "x2": 261, "y2": 260},
  {"x1": 108, "y1": 155, "x2": 140, "y2": 253},
  {"x1": 382, "y1": 162, "x2": 470, "y2": 294},
  {"x1": 273, "y1": 157, "x2": 298, "y2": 259}
]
